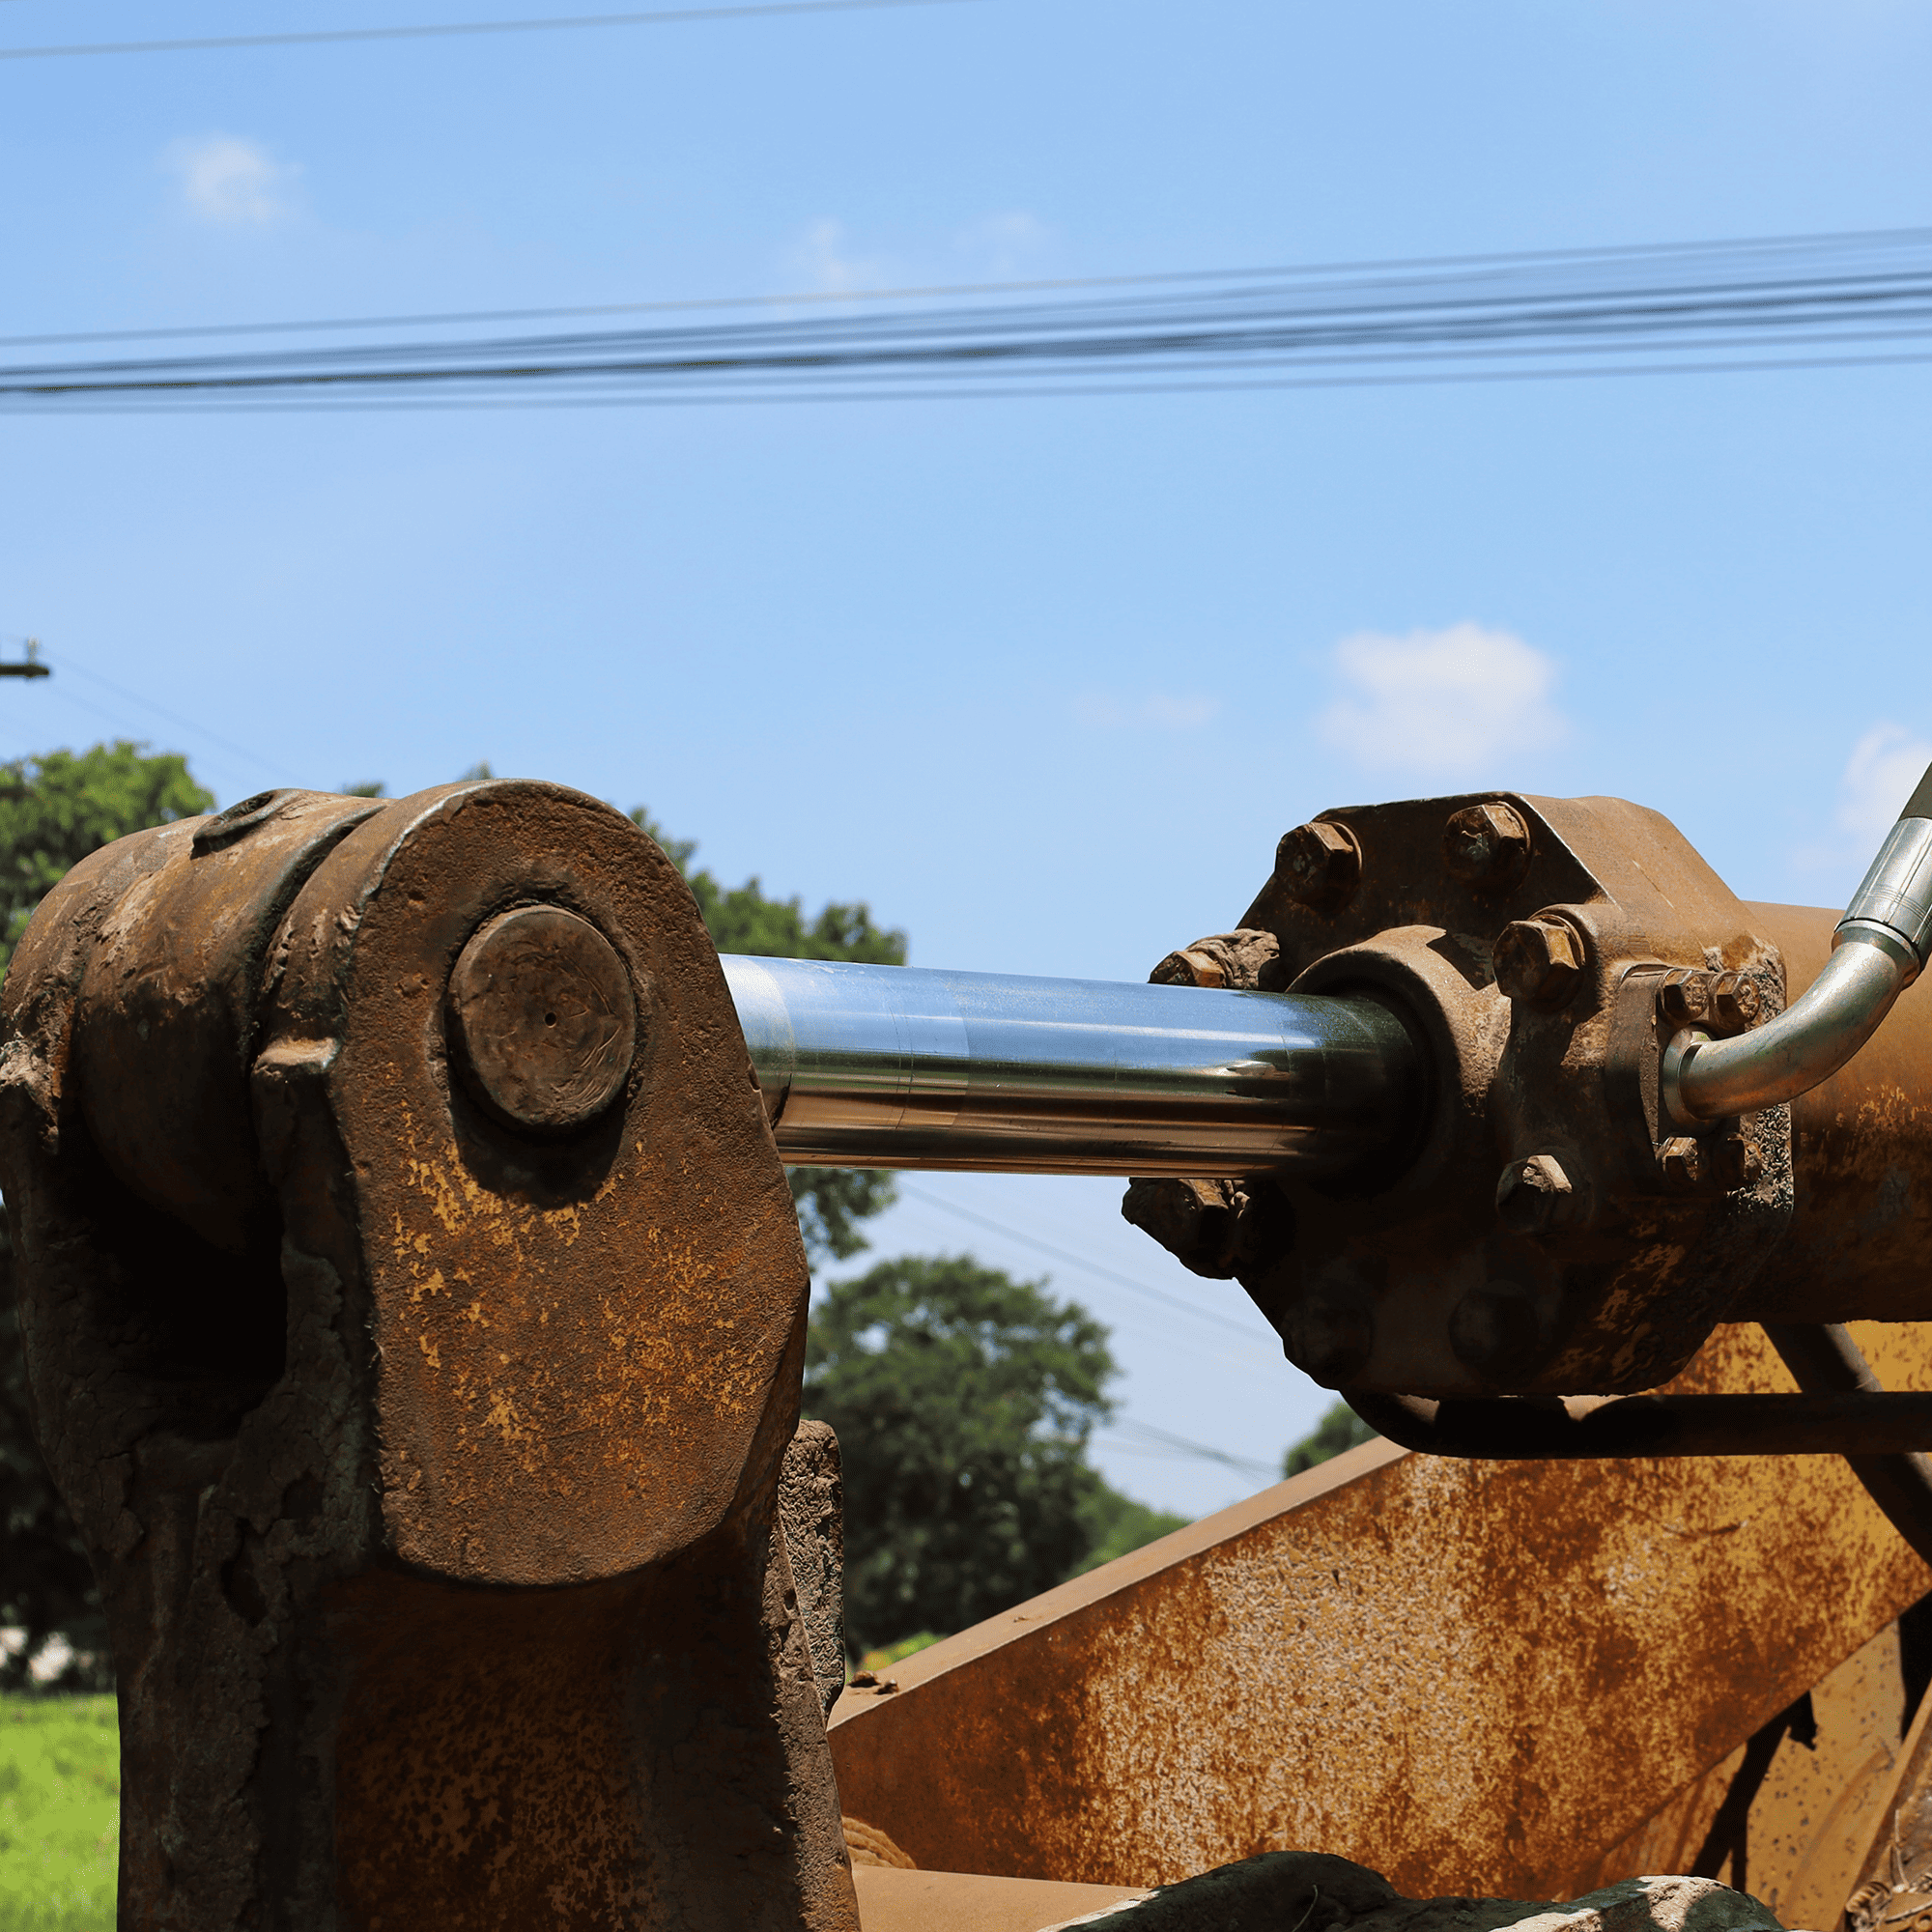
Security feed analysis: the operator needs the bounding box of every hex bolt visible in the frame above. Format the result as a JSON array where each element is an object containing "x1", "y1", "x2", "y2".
[
  {"x1": 1278, "y1": 1298, "x2": 1375, "y2": 1387},
  {"x1": 1711, "y1": 1132, "x2": 1764, "y2": 1193},
  {"x1": 1447, "y1": 1284, "x2": 1545, "y2": 1381},
  {"x1": 1151, "y1": 947, "x2": 1227, "y2": 988},
  {"x1": 1495, "y1": 1153, "x2": 1576, "y2": 1236},
  {"x1": 1275, "y1": 819, "x2": 1363, "y2": 914},
  {"x1": 1442, "y1": 801, "x2": 1532, "y2": 895},
  {"x1": 1659, "y1": 1136, "x2": 1706, "y2": 1190},
  {"x1": 1492, "y1": 914, "x2": 1585, "y2": 1007},
  {"x1": 1710, "y1": 974, "x2": 1763, "y2": 1035},
  {"x1": 1658, "y1": 971, "x2": 1715, "y2": 1031}
]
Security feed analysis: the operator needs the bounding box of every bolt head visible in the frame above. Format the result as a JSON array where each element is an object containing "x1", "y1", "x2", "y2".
[
  {"x1": 1710, "y1": 1133, "x2": 1764, "y2": 1193},
  {"x1": 1492, "y1": 915, "x2": 1584, "y2": 1006},
  {"x1": 1658, "y1": 970, "x2": 1715, "y2": 1030},
  {"x1": 449, "y1": 904, "x2": 639, "y2": 1133},
  {"x1": 1495, "y1": 1153, "x2": 1576, "y2": 1235},
  {"x1": 1442, "y1": 802, "x2": 1532, "y2": 895},
  {"x1": 1710, "y1": 973, "x2": 1762, "y2": 1035},
  {"x1": 1659, "y1": 1136, "x2": 1706, "y2": 1190},
  {"x1": 1151, "y1": 947, "x2": 1227, "y2": 988},
  {"x1": 1276, "y1": 819, "x2": 1362, "y2": 913}
]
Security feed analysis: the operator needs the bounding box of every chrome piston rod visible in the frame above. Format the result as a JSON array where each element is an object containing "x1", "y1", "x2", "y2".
[{"x1": 722, "y1": 953, "x2": 1421, "y2": 1178}]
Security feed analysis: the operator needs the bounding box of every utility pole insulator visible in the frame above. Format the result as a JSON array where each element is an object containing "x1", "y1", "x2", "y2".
[{"x1": 0, "y1": 639, "x2": 49, "y2": 679}]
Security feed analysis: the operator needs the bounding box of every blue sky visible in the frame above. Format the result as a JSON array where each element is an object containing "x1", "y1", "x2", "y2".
[{"x1": 5, "y1": 0, "x2": 1932, "y2": 1513}]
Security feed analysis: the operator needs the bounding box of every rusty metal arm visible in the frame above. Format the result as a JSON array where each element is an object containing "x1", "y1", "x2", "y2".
[{"x1": 1664, "y1": 767, "x2": 1932, "y2": 1125}]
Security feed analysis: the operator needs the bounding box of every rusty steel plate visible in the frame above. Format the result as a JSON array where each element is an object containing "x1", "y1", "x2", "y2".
[{"x1": 830, "y1": 1322, "x2": 1932, "y2": 1900}]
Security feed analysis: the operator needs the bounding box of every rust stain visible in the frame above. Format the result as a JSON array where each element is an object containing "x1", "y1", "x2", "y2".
[{"x1": 830, "y1": 1322, "x2": 1932, "y2": 1901}]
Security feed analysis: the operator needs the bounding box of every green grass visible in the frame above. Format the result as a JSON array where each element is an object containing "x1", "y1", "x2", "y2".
[{"x1": 0, "y1": 1694, "x2": 117, "y2": 1931}]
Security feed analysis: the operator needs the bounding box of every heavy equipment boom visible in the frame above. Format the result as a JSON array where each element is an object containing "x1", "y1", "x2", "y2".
[{"x1": 8, "y1": 774, "x2": 1932, "y2": 1929}]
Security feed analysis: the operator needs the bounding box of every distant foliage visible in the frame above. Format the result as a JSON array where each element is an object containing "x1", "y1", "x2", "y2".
[
  {"x1": 0, "y1": 743, "x2": 213, "y2": 976},
  {"x1": 0, "y1": 743, "x2": 211, "y2": 1687},
  {"x1": 1282, "y1": 1400, "x2": 1378, "y2": 1478},
  {"x1": 631, "y1": 807, "x2": 905, "y2": 1264},
  {"x1": 805, "y1": 1254, "x2": 1120, "y2": 1655},
  {"x1": 1075, "y1": 1487, "x2": 1188, "y2": 1575}
]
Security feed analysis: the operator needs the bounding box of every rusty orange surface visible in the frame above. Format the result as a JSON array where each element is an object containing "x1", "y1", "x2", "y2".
[{"x1": 830, "y1": 1323, "x2": 1932, "y2": 1900}]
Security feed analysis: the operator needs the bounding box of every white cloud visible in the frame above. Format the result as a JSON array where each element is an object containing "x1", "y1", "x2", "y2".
[
  {"x1": 1074, "y1": 691, "x2": 1219, "y2": 730},
  {"x1": 791, "y1": 218, "x2": 885, "y2": 295},
  {"x1": 1319, "y1": 622, "x2": 1567, "y2": 778},
  {"x1": 166, "y1": 135, "x2": 298, "y2": 227},
  {"x1": 1837, "y1": 723, "x2": 1932, "y2": 840}
]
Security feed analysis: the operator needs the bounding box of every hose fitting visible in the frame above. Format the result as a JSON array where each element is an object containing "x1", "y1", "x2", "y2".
[{"x1": 1663, "y1": 762, "x2": 1932, "y2": 1127}]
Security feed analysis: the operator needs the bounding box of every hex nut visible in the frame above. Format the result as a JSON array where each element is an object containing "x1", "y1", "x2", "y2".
[
  {"x1": 1659, "y1": 1136, "x2": 1706, "y2": 1190},
  {"x1": 1276, "y1": 820, "x2": 1362, "y2": 913},
  {"x1": 1492, "y1": 915, "x2": 1585, "y2": 1006},
  {"x1": 1151, "y1": 947, "x2": 1227, "y2": 988},
  {"x1": 1658, "y1": 971, "x2": 1715, "y2": 1031},
  {"x1": 1495, "y1": 1153, "x2": 1576, "y2": 1236},
  {"x1": 1277, "y1": 1298, "x2": 1374, "y2": 1387},
  {"x1": 1442, "y1": 802, "x2": 1532, "y2": 895},
  {"x1": 1710, "y1": 974, "x2": 1763, "y2": 1035},
  {"x1": 1710, "y1": 1133, "x2": 1764, "y2": 1193},
  {"x1": 1447, "y1": 1285, "x2": 1545, "y2": 1381}
]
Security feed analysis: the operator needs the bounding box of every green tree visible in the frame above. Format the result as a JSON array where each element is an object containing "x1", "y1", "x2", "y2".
[
  {"x1": 632, "y1": 808, "x2": 905, "y2": 1264},
  {"x1": 1076, "y1": 1486, "x2": 1188, "y2": 1576},
  {"x1": 0, "y1": 742, "x2": 213, "y2": 976},
  {"x1": 0, "y1": 741, "x2": 213, "y2": 1685},
  {"x1": 804, "y1": 1254, "x2": 1121, "y2": 1656},
  {"x1": 1282, "y1": 1400, "x2": 1379, "y2": 1478}
]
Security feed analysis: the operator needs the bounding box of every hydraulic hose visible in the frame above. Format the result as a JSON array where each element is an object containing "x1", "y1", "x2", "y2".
[{"x1": 1665, "y1": 762, "x2": 1932, "y2": 1124}]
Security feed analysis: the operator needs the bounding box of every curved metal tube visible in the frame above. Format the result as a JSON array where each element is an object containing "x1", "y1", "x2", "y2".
[
  {"x1": 1666, "y1": 801, "x2": 1932, "y2": 1124},
  {"x1": 723, "y1": 954, "x2": 1421, "y2": 1177}
]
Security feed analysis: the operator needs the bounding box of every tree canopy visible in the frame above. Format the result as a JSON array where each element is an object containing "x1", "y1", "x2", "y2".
[
  {"x1": 0, "y1": 743, "x2": 212, "y2": 976},
  {"x1": 1282, "y1": 1400, "x2": 1379, "y2": 1477},
  {"x1": 806, "y1": 1254, "x2": 1137, "y2": 1656}
]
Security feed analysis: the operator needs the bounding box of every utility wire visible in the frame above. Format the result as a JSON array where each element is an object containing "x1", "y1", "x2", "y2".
[
  {"x1": 43, "y1": 649, "x2": 297, "y2": 786},
  {"x1": 14, "y1": 221, "x2": 1904, "y2": 349},
  {"x1": 1099, "y1": 1417, "x2": 1278, "y2": 1482},
  {"x1": 0, "y1": 637, "x2": 298, "y2": 788},
  {"x1": 14, "y1": 226, "x2": 1932, "y2": 410},
  {"x1": 896, "y1": 1183, "x2": 1266, "y2": 1343},
  {"x1": 0, "y1": 0, "x2": 973, "y2": 61}
]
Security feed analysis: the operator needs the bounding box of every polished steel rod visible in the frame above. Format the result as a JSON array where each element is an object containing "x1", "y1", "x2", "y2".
[{"x1": 722, "y1": 953, "x2": 1420, "y2": 1177}]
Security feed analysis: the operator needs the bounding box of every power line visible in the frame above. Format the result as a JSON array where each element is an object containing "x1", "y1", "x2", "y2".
[
  {"x1": 0, "y1": 0, "x2": 974, "y2": 62},
  {"x1": 15, "y1": 221, "x2": 1912, "y2": 350},
  {"x1": 46, "y1": 651, "x2": 297, "y2": 786},
  {"x1": 12, "y1": 225, "x2": 1932, "y2": 410},
  {"x1": 895, "y1": 1182, "x2": 1267, "y2": 1343},
  {"x1": 1099, "y1": 1417, "x2": 1278, "y2": 1482},
  {"x1": 0, "y1": 637, "x2": 298, "y2": 788}
]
